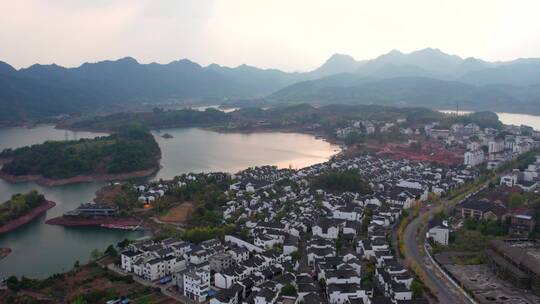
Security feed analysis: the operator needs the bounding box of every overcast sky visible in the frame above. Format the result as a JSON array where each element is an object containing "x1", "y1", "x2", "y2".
[{"x1": 1, "y1": 0, "x2": 540, "y2": 71}]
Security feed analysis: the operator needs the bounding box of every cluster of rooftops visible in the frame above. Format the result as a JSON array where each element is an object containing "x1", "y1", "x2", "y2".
[{"x1": 118, "y1": 154, "x2": 481, "y2": 304}]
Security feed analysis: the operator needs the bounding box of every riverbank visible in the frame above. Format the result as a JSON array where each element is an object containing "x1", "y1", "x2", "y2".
[
  {"x1": 0, "y1": 247, "x2": 12, "y2": 260},
  {"x1": 0, "y1": 200, "x2": 56, "y2": 234},
  {"x1": 46, "y1": 216, "x2": 145, "y2": 230},
  {"x1": 0, "y1": 167, "x2": 159, "y2": 187}
]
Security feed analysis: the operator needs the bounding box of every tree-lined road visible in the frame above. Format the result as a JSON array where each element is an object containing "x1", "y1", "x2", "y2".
[
  {"x1": 403, "y1": 182, "x2": 488, "y2": 304},
  {"x1": 403, "y1": 205, "x2": 472, "y2": 304}
]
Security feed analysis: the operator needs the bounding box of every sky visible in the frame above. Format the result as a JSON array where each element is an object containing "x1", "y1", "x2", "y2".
[{"x1": 1, "y1": 0, "x2": 540, "y2": 71}]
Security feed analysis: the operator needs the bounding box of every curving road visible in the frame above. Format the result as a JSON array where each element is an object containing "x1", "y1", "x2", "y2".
[
  {"x1": 403, "y1": 181, "x2": 489, "y2": 304},
  {"x1": 403, "y1": 205, "x2": 472, "y2": 304}
]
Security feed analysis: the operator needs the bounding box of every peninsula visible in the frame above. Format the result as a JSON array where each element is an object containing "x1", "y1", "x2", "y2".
[
  {"x1": 0, "y1": 125, "x2": 161, "y2": 186},
  {"x1": 0, "y1": 191, "x2": 56, "y2": 234}
]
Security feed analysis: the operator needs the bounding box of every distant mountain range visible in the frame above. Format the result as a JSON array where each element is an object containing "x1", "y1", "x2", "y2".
[
  {"x1": 267, "y1": 76, "x2": 540, "y2": 114},
  {"x1": 257, "y1": 48, "x2": 540, "y2": 113},
  {"x1": 2, "y1": 48, "x2": 540, "y2": 125}
]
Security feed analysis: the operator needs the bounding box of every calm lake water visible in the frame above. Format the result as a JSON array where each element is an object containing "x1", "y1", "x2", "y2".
[
  {"x1": 153, "y1": 128, "x2": 339, "y2": 180},
  {"x1": 0, "y1": 125, "x2": 338, "y2": 278},
  {"x1": 440, "y1": 110, "x2": 540, "y2": 131}
]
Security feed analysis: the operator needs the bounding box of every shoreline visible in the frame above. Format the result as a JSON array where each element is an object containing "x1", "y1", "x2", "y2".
[
  {"x1": 46, "y1": 216, "x2": 144, "y2": 229},
  {"x1": 0, "y1": 167, "x2": 159, "y2": 187},
  {"x1": 0, "y1": 200, "x2": 56, "y2": 234},
  {"x1": 205, "y1": 125, "x2": 344, "y2": 146}
]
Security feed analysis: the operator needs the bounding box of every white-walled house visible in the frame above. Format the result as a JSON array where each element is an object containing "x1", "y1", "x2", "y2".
[
  {"x1": 121, "y1": 250, "x2": 143, "y2": 272},
  {"x1": 327, "y1": 283, "x2": 368, "y2": 304},
  {"x1": 427, "y1": 226, "x2": 449, "y2": 246},
  {"x1": 312, "y1": 219, "x2": 339, "y2": 239},
  {"x1": 325, "y1": 269, "x2": 361, "y2": 285},
  {"x1": 184, "y1": 268, "x2": 210, "y2": 302}
]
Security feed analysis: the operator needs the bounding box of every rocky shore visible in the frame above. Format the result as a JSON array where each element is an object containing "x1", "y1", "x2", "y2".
[
  {"x1": 0, "y1": 167, "x2": 159, "y2": 187},
  {"x1": 0, "y1": 200, "x2": 56, "y2": 234}
]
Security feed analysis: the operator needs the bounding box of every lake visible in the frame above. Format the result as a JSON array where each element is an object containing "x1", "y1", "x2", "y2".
[
  {"x1": 440, "y1": 110, "x2": 540, "y2": 131},
  {"x1": 0, "y1": 125, "x2": 338, "y2": 278},
  {"x1": 153, "y1": 128, "x2": 340, "y2": 180}
]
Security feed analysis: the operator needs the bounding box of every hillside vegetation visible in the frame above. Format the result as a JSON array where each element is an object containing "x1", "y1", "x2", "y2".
[
  {"x1": 0, "y1": 191, "x2": 46, "y2": 226},
  {"x1": 68, "y1": 108, "x2": 230, "y2": 131},
  {"x1": 266, "y1": 77, "x2": 540, "y2": 114},
  {"x1": 3, "y1": 48, "x2": 540, "y2": 125},
  {"x1": 0, "y1": 125, "x2": 160, "y2": 179}
]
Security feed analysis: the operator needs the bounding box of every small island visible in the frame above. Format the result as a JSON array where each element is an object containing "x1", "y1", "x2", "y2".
[
  {"x1": 0, "y1": 191, "x2": 56, "y2": 234},
  {"x1": 161, "y1": 132, "x2": 174, "y2": 139},
  {"x1": 0, "y1": 125, "x2": 161, "y2": 186}
]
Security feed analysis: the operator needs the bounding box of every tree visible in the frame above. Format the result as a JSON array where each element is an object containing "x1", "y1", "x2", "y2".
[
  {"x1": 509, "y1": 193, "x2": 525, "y2": 208},
  {"x1": 71, "y1": 296, "x2": 88, "y2": 304},
  {"x1": 428, "y1": 192, "x2": 441, "y2": 204},
  {"x1": 74, "y1": 260, "x2": 80, "y2": 268},
  {"x1": 362, "y1": 208, "x2": 373, "y2": 233},
  {"x1": 117, "y1": 238, "x2": 131, "y2": 249},
  {"x1": 90, "y1": 249, "x2": 102, "y2": 261},
  {"x1": 312, "y1": 170, "x2": 371, "y2": 194},
  {"x1": 335, "y1": 236, "x2": 343, "y2": 251},
  {"x1": 105, "y1": 245, "x2": 118, "y2": 257},
  {"x1": 362, "y1": 260, "x2": 375, "y2": 284},
  {"x1": 290, "y1": 251, "x2": 300, "y2": 262},
  {"x1": 6, "y1": 276, "x2": 20, "y2": 291},
  {"x1": 138, "y1": 296, "x2": 152, "y2": 304},
  {"x1": 411, "y1": 278, "x2": 424, "y2": 298},
  {"x1": 182, "y1": 225, "x2": 234, "y2": 243},
  {"x1": 281, "y1": 284, "x2": 296, "y2": 296}
]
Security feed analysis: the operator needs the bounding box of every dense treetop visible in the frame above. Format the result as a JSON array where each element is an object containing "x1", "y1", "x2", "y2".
[
  {"x1": 68, "y1": 108, "x2": 230, "y2": 131},
  {"x1": 312, "y1": 170, "x2": 372, "y2": 194},
  {"x1": 0, "y1": 190, "x2": 46, "y2": 226},
  {"x1": 0, "y1": 125, "x2": 160, "y2": 179}
]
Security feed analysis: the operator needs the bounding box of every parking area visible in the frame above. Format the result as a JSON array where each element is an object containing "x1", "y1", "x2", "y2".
[{"x1": 445, "y1": 264, "x2": 540, "y2": 304}]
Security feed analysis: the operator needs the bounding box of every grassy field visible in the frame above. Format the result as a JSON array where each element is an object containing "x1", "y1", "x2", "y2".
[{"x1": 159, "y1": 202, "x2": 195, "y2": 223}]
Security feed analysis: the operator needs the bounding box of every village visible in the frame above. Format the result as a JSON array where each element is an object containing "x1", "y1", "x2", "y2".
[
  {"x1": 4, "y1": 2, "x2": 540, "y2": 302},
  {"x1": 117, "y1": 151, "x2": 482, "y2": 304},
  {"x1": 114, "y1": 118, "x2": 540, "y2": 304},
  {"x1": 3, "y1": 115, "x2": 540, "y2": 304}
]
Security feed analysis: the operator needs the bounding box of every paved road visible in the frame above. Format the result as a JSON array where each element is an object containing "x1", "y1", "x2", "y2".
[
  {"x1": 403, "y1": 182, "x2": 488, "y2": 304},
  {"x1": 403, "y1": 205, "x2": 471, "y2": 304}
]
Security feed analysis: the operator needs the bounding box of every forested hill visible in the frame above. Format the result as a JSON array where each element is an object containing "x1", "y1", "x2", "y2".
[
  {"x1": 265, "y1": 76, "x2": 540, "y2": 114},
  {"x1": 62, "y1": 103, "x2": 503, "y2": 134},
  {"x1": 0, "y1": 191, "x2": 47, "y2": 226},
  {"x1": 0, "y1": 126, "x2": 160, "y2": 180},
  {"x1": 4, "y1": 48, "x2": 540, "y2": 125},
  {"x1": 66, "y1": 108, "x2": 231, "y2": 131},
  {"x1": 0, "y1": 58, "x2": 307, "y2": 126}
]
